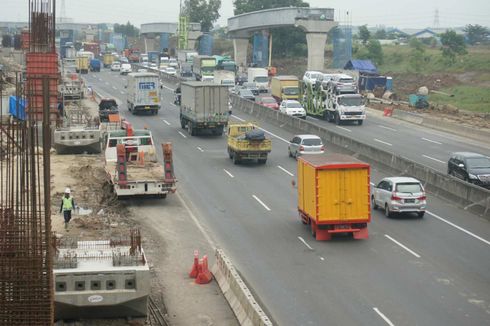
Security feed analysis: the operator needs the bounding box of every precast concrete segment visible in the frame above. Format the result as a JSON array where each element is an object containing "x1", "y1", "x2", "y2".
[{"x1": 233, "y1": 38, "x2": 249, "y2": 71}]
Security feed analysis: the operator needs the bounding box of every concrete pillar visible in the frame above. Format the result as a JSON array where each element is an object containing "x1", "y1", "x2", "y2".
[
  {"x1": 233, "y1": 38, "x2": 249, "y2": 72},
  {"x1": 295, "y1": 20, "x2": 337, "y2": 71},
  {"x1": 188, "y1": 31, "x2": 203, "y2": 50},
  {"x1": 305, "y1": 32, "x2": 328, "y2": 71},
  {"x1": 160, "y1": 33, "x2": 169, "y2": 52}
]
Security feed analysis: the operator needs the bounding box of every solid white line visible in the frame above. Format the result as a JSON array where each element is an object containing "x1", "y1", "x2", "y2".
[
  {"x1": 373, "y1": 307, "x2": 395, "y2": 326},
  {"x1": 378, "y1": 125, "x2": 397, "y2": 132},
  {"x1": 277, "y1": 165, "x2": 294, "y2": 177},
  {"x1": 422, "y1": 154, "x2": 445, "y2": 164},
  {"x1": 384, "y1": 234, "x2": 421, "y2": 258},
  {"x1": 223, "y1": 169, "x2": 234, "y2": 178},
  {"x1": 196, "y1": 147, "x2": 204, "y2": 152},
  {"x1": 178, "y1": 131, "x2": 187, "y2": 138},
  {"x1": 374, "y1": 138, "x2": 393, "y2": 146},
  {"x1": 162, "y1": 119, "x2": 171, "y2": 126},
  {"x1": 252, "y1": 195, "x2": 271, "y2": 211},
  {"x1": 232, "y1": 115, "x2": 245, "y2": 122},
  {"x1": 422, "y1": 137, "x2": 442, "y2": 145},
  {"x1": 427, "y1": 211, "x2": 490, "y2": 246},
  {"x1": 161, "y1": 84, "x2": 174, "y2": 91},
  {"x1": 336, "y1": 126, "x2": 352, "y2": 132},
  {"x1": 298, "y1": 236, "x2": 314, "y2": 250}
]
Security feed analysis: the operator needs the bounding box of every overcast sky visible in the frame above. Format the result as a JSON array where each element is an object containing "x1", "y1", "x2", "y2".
[{"x1": 1, "y1": 0, "x2": 489, "y2": 29}]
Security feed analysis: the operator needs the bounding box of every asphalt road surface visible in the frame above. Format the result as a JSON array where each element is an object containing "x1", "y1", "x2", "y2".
[{"x1": 83, "y1": 69, "x2": 490, "y2": 326}]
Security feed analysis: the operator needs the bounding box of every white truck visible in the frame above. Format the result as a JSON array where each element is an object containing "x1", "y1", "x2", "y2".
[
  {"x1": 325, "y1": 92, "x2": 366, "y2": 125},
  {"x1": 213, "y1": 70, "x2": 235, "y2": 87},
  {"x1": 126, "y1": 72, "x2": 161, "y2": 115},
  {"x1": 104, "y1": 126, "x2": 176, "y2": 198},
  {"x1": 247, "y1": 68, "x2": 269, "y2": 89}
]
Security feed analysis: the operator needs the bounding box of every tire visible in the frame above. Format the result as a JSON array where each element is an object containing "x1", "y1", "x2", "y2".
[
  {"x1": 187, "y1": 122, "x2": 194, "y2": 136},
  {"x1": 288, "y1": 148, "x2": 292, "y2": 157},
  {"x1": 417, "y1": 211, "x2": 425, "y2": 218},
  {"x1": 371, "y1": 196, "x2": 378, "y2": 210},
  {"x1": 385, "y1": 204, "x2": 392, "y2": 218},
  {"x1": 233, "y1": 153, "x2": 240, "y2": 165},
  {"x1": 180, "y1": 118, "x2": 186, "y2": 129},
  {"x1": 358, "y1": 119, "x2": 363, "y2": 125},
  {"x1": 228, "y1": 148, "x2": 233, "y2": 159},
  {"x1": 335, "y1": 112, "x2": 341, "y2": 125}
]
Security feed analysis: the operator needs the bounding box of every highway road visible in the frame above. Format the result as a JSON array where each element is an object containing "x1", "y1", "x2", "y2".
[{"x1": 84, "y1": 69, "x2": 490, "y2": 326}]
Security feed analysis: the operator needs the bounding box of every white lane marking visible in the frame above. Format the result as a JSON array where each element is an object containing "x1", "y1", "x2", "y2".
[
  {"x1": 336, "y1": 126, "x2": 352, "y2": 132},
  {"x1": 374, "y1": 138, "x2": 393, "y2": 146},
  {"x1": 378, "y1": 125, "x2": 397, "y2": 132},
  {"x1": 178, "y1": 131, "x2": 187, "y2": 138},
  {"x1": 422, "y1": 154, "x2": 445, "y2": 164},
  {"x1": 223, "y1": 169, "x2": 234, "y2": 178},
  {"x1": 252, "y1": 195, "x2": 271, "y2": 211},
  {"x1": 161, "y1": 84, "x2": 174, "y2": 91},
  {"x1": 112, "y1": 86, "x2": 117, "y2": 90},
  {"x1": 427, "y1": 211, "x2": 490, "y2": 246},
  {"x1": 320, "y1": 257, "x2": 325, "y2": 261},
  {"x1": 120, "y1": 91, "x2": 125, "y2": 94},
  {"x1": 196, "y1": 146, "x2": 204, "y2": 152},
  {"x1": 422, "y1": 137, "x2": 442, "y2": 145},
  {"x1": 232, "y1": 115, "x2": 245, "y2": 122},
  {"x1": 231, "y1": 115, "x2": 290, "y2": 144},
  {"x1": 277, "y1": 165, "x2": 294, "y2": 177},
  {"x1": 298, "y1": 236, "x2": 314, "y2": 251},
  {"x1": 162, "y1": 119, "x2": 171, "y2": 126},
  {"x1": 373, "y1": 307, "x2": 395, "y2": 326},
  {"x1": 384, "y1": 234, "x2": 421, "y2": 258},
  {"x1": 370, "y1": 182, "x2": 375, "y2": 186},
  {"x1": 105, "y1": 82, "x2": 109, "y2": 85}
]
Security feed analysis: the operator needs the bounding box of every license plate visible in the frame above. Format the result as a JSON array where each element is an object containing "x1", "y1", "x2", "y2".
[
  {"x1": 337, "y1": 224, "x2": 350, "y2": 230},
  {"x1": 404, "y1": 199, "x2": 415, "y2": 203}
]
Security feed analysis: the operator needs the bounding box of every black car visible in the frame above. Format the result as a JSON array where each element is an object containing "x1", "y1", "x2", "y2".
[
  {"x1": 448, "y1": 152, "x2": 490, "y2": 189},
  {"x1": 98, "y1": 98, "x2": 119, "y2": 122},
  {"x1": 235, "y1": 75, "x2": 248, "y2": 86}
]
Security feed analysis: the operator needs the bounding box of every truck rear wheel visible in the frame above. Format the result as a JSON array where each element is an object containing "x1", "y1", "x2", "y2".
[
  {"x1": 180, "y1": 118, "x2": 186, "y2": 129},
  {"x1": 233, "y1": 154, "x2": 240, "y2": 165},
  {"x1": 187, "y1": 122, "x2": 195, "y2": 136},
  {"x1": 357, "y1": 119, "x2": 363, "y2": 125}
]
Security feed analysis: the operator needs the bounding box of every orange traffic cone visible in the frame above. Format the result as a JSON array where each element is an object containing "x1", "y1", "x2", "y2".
[
  {"x1": 189, "y1": 250, "x2": 199, "y2": 278},
  {"x1": 195, "y1": 255, "x2": 213, "y2": 284}
]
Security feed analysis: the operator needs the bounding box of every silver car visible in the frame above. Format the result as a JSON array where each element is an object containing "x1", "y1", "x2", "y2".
[
  {"x1": 288, "y1": 135, "x2": 324, "y2": 159},
  {"x1": 372, "y1": 177, "x2": 426, "y2": 218}
]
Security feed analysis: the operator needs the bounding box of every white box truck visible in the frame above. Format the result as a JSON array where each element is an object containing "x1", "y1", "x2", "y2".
[
  {"x1": 247, "y1": 68, "x2": 269, "y2": 89},
  {"x1": 126, "y1": 72, "x2": 161, "y2": 115}
]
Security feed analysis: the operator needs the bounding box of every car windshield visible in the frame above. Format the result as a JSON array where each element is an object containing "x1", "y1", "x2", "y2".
[
  {"x1": 466, "y1": 157, "x2": 490, "y2": 168},
  {"x1": 286, "y1": 102, "x2": 301, "y2": 108},
  {"x1": 283, "y1": 87, "x2": 299, "y2": 95},
  {"x1": 254, "y1": 76, "x2": 269, "y2": 83},
  {"x1": 302, "y1": 138, "x2": 322, "y2": 146},
  {"x1": 260, "y1": 97, "x2": 276, "y2": 104},
  {"x1": 338, "y1": 97, "x2": 362, "y2": 106},
  {"x1": 396, "y1": 182, "x2": 422, "y2": 193},
  {"x1": 310, "y1": 73, "x2": 320, "y2": 79}
]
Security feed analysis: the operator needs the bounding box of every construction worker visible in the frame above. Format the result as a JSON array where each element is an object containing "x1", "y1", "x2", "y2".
[{"x1": 60, "y1": 188, "x2": 75, "y2": 230}]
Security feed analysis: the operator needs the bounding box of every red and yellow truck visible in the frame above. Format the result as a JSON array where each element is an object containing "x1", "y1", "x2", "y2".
[{"x1": 297, "y1": 153, "x2": 370, "y2": 240}]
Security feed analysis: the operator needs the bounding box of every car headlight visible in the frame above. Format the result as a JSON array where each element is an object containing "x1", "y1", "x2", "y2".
[{"x1": 468, "y1": 173, "x2": 478, "y2": 180}]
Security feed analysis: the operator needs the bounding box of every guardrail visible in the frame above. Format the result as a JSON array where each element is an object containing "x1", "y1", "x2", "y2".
[
  {"x1": 230, "y1": 94, "x2": 490, "y2": 217},
  {"x1": 212, "y1": 249, "x2": 273, "y2": 326}
]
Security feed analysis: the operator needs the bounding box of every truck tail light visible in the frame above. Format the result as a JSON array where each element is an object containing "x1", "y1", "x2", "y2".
[{"x1": 391, "y1": 193, "x2": 402, "y2": 201}]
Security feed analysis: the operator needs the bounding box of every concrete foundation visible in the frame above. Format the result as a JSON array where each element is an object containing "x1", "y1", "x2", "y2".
[{"x1": 233, "y1": 38, "x2": 249, "y2": 72}]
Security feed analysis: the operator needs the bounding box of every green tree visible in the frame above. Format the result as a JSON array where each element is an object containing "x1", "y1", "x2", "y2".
[
  {"x1": 358, "y1": 25, "x2": 370, "y2": 44},
  {"x1": 183, "y1": 0, "x2": 222, "y2": 32},
  {"x1": 373, "y1": 29, "x2": 387, "y2": 40},
  {"x1": 464, "y1": 24, "x2": 489, "y2": 45},
  {"x1": 440, "y1": 30, "x2": 467, "y2": 64},
  {"x1": 366, "y1": 39, "x2": 383, "y2": 65},
  {"x1": 114, "y1": 22, "x2": 139, "y2": 38},
  {"x1": 1, "y1": 34, "x2": 12, "y2": 47}
]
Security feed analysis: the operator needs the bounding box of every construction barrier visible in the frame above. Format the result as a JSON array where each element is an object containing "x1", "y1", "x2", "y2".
[
  {"x1": 230, "y1": 94, "x2": 490, "y2": 218},
  {"x1": 212, "y1": 249, "x2": 273, "y2": 326}
]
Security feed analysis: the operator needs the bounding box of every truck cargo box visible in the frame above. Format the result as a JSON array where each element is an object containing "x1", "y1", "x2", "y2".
[{"x1": 297, "y1": 153, "x2": 370, "y2": 240}]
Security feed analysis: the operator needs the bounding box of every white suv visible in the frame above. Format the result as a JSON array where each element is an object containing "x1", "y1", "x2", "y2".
[
  {"x1": 303, "y1": 71, "x2": 322, "y2": 87},
  {"x1": 279, "y1": 100, "x2": 306, "y2": 119},
  {"x1": 372, "y1": 177, "x2": 427, "y2": 218},
  {"x1": 327, "y1": 74, "x2": 357, "y2": 94},
  {"x1": 288, "y1": 135, "x2": 324, "y2": 158}
]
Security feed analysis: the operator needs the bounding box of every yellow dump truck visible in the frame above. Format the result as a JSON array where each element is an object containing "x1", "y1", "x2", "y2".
[
  {"x1": 227, "y1": 122, "x2": 272, "y2": 164},
  {"x1": 103, "y1": 53, "x2": 114, "y2": 68},
  {"x1": 75, "y1": 56, "x2": 89, "y2": 74},
  {"x1": 297, "y1": 153, "x2": 370, "y2": 240}
]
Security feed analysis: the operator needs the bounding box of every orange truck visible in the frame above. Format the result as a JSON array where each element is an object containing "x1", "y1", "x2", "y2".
[{"x1": 297, "y1": 153, "x2": 370, "y2": 240}]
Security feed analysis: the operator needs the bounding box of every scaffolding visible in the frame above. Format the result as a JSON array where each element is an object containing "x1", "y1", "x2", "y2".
[
  {"x1": 332, "y1": 11, "x2": 353, "y2": 69},
  {"x1": 0, "y1": 1, "x2": 57, "y2": 325}
]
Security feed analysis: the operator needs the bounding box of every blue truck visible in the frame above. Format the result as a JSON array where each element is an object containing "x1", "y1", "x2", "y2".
[{"x1": 89, "y1": 59, "x2": 101, "y2": 72}]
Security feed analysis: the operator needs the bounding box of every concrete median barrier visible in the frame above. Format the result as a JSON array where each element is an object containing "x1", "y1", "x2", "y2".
[
  {"x1": 212, "y1": 249, "x2": 273, "y2": 326},
  {"x1": 231, "y1": 95, "x2": 490, "y2": 217}
]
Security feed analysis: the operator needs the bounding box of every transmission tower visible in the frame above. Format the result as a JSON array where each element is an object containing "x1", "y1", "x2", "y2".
[{"x1": 433, "y1": 8, "x2": 440, "y2": 28}]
